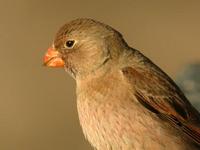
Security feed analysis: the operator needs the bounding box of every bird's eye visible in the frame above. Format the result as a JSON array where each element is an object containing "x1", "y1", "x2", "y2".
[{"x1": 65, "y1": 40, "x2": 75, "y2": 48}]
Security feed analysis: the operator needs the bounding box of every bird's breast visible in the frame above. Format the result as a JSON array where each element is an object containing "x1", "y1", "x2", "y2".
[
  {"x1": 76, "y1": 71, "x2": 141, "y2": 149},
  {"x1": 76, "y1": 78, "x2": 138, "y2": 149}
]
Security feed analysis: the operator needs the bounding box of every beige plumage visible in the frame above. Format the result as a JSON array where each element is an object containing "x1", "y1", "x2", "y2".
[{"x1": 44, "y1": 18, "x2": 200, "y2": 150}]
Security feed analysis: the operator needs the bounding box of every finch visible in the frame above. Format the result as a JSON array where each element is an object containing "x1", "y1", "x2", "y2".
[{"x1": 43, "y1": 18, "x2": 200, "y2": 150}]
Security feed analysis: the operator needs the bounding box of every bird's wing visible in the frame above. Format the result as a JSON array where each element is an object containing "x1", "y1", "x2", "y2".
[{"x1": 121, "y1": 50, "x2": 200, "y2": 145}]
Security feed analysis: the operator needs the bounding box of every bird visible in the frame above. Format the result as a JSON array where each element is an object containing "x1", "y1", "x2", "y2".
[
  {"x1": 176, "y1": 63, "x2": 200, "y2": 111},
  {"x1": 43, "y1": 18, "x2": 200, "y2": 150}
]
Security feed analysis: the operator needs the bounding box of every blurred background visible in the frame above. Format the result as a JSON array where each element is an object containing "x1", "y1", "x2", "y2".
[
  {"x1": 176, "y1": 63, "x2": 200, "y2": 110},
  {"x1": 0, "y1": 0, "x2": 200, "y2": 150}
]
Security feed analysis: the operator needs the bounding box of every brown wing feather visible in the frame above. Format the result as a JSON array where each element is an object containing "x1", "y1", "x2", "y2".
[{"x1": 121, "y1": 50, "x2": 200, "y2": 145}]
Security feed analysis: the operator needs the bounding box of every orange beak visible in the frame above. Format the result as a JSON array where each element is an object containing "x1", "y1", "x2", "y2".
[{"x1": 43, "y1": 47, "x2": 65, "y2": 67}]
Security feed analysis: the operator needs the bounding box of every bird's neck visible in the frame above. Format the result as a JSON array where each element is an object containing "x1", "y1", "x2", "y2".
[
  {"x1": 75, "y1": 47, "x2": 132, "y2": 81},
  {"x1": 75, "y1": 58, "x2": 117, "y2": 82}
]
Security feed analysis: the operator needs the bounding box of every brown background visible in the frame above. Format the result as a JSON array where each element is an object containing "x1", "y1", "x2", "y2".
[{"x1": 0, "y1": 0, "x2": 200, "y2": 150}]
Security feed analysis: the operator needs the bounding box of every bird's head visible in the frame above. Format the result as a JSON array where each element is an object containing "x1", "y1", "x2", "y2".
[{"x1": 43, "y1": 18, "x2": 128, "y2": 78}]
